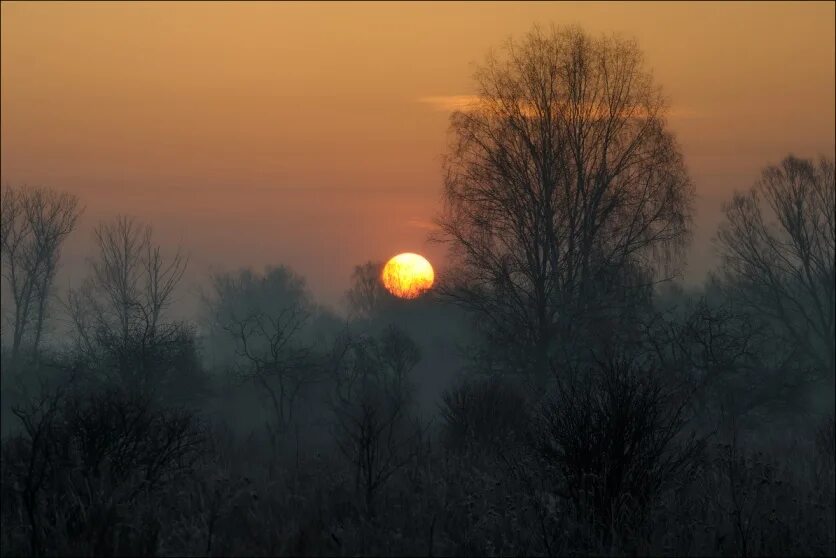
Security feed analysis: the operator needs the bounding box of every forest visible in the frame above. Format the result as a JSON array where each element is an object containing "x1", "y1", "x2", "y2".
[{"x1": 1, "y1": 25, "x2": 834, "y2": 557}]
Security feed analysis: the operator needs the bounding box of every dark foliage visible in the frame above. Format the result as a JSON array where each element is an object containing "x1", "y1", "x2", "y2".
[
  {"x1": 530, "y1": 358, "x2": 704, "y2": 542},
  {"x1": 1, "y1": 386, "x2": 205, "y2": 556},
  {"x1": 439, "y1": 375, "x2": 530, "y2": 454}
]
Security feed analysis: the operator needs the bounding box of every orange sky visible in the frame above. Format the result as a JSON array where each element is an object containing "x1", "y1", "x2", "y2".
[{"x1": 2, "y1": 1, "x2": 834, "y2": 308}]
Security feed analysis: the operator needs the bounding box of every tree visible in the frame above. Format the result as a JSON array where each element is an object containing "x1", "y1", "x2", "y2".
[
  {"x1": 640, "y1": 293, "x2": 815, "y2": 428},
  {"x1": 330, "y1": 326, "x2": 424, "y2": 517},
  {"x1": 3, "y1": 383, "x2": 204, "y2": 556},
  {"x1": 530, "y1": 357, "x2": 703, "y2": 545},
  {"x1": 205, "y1": 266, "x2": 321, "y2": 461},
  {"x1": 435, "y1": 25, "x2": 693, "y2": 377},
  {"x1": 716, "y1": 155, "x2": 835, "y2": 386},
  {"x1": 439, "y1": 374, "x2": 530, "y2": 455},
  {"x1": 66, "y1": 216, "x2": 191, "y2": 398},
  {"x1": 345, "y1": 261, "x2": 391, "y2": 320},
  {"x1": 0, "y1": 186, "x2": 81, "y2": 368}
]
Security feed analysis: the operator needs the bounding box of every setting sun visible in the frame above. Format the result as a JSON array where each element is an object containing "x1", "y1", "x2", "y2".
[{"x1": 381, "y1": 253, "x2": 434, "y2": 299}]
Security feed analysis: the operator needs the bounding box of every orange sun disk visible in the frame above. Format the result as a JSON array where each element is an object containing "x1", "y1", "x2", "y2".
[{"x1": 381, "y1": 253, "x2": 435, "y2": 299}]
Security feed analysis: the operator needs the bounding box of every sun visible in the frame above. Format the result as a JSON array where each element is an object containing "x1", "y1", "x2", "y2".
[{"x1": 381, "y1": 253, "x2": 435, "y2": 299}]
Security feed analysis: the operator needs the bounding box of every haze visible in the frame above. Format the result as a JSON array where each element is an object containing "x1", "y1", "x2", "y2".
[{"x1": 2, "y1": 1, "x2": 834, "y2": 308}]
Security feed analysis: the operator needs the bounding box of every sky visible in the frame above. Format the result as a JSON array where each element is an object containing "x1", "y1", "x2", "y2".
[{"x1": 2, "y1": 1, "x2": 834, "y2": 310}]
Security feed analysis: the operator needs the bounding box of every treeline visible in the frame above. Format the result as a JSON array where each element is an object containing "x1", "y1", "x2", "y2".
[{"x1": 1, "y1": 25, "x2": 834, "y2": 557}]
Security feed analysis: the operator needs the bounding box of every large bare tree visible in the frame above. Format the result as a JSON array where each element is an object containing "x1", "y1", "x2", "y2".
[
  {"x1": 0, "y1": 186, "x2": 81, "y2": 367},
  {"x1": 435, "y1": 26, "x2": 693, "y2": 376},
  {"x1": 716, "y1": 155, "x2": 835, "y2": 384}
]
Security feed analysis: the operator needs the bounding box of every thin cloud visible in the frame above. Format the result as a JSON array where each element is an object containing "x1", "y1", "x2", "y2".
[
  {"x1": 418, "y1": 95, "x2": 484, "y2": 112},
  {"x1": 407, "y1": 218, "x2": 439, "y2": 231},
  {"x1": 418, "y1": 94, "x2": 699, "y2": 120}
]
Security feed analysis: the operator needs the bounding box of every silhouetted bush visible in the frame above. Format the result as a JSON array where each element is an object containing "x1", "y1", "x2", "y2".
[
  {"x1": 439, "y1": 375, "x2": 529, "y2": 455},
  {"x1": 531, "y1": 357, "x2": 704, "y2": 542},
  {"x1": 1, "y1": 386, "x2": 206, "y2": 556},
  {"x1": 330, "y1": 326, "x2": 426, "y2": 518},
  {"x1": 815, "y1": 413, "x2": 836, "y2": 476}
]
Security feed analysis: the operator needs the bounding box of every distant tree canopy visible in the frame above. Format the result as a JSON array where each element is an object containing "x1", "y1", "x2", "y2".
[
  {"x1": 717, "y1": 155, "x2": 835, "y2": 385},
  {"x1": 204, "y1": 266, "x2": 328, "y2": 435},
  {"x1": 345, "y1": 261, "x2": 390, "y2": 320},
  {"x1": 436, "y1": 25, "x2": 693, "y2": 377},
  {"x1": 0, "y1": 186, "x2": 81, "y2": 369},
  {"x1": 205, "y1": 266, "x2": 318, "y2": 371}
]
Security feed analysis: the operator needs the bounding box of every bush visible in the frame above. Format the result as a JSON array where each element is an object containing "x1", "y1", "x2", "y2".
[
  {"x1": 1, "y1": 386, "x2": 205, "y2": 556},
  {"x1": 815, "y1": 414, "x2": 835, "y2": 475},
  {"x1": 439, "y1": 375, "x2": 530, "y2": 456},
  {"x1": 530, "y1": 357, "x2": 704, "y2": 544}
]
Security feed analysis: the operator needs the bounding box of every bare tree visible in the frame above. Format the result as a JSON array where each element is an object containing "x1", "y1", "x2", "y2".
[
  {"x1": 330, "y1": 326, "x2": 424, "y2": 517},
  {"x1": 4, "y1": 379, "x2": 66, "y2": 557},
  {"x1": 531, "y1": 356, "x2": 703, "y2": 543},
  {"x1": 345, "y1": 261, "x2": 390, "y2": 320},
  {"x1": 205, "y1": 266, "x2": 320, "y2": 464},
  {"x1": 440, "y1": 374, "x2": 530, "y2": 455},
  {"x1": 4, "y1": 383, "x2": 204, "y2": 556},
  {"x1": 0, "y1": 186, "x2": 81, "y2": 367},
  {"x1": 434, "y1": 25, "x2": 693, "y2": 377},
  {"x1": 716, "y1": 155, "x2": 835, "y2": 384},
  {"x1": 67, "y1": 216, "x2": 189, "y2": 395},
  {"x1": 640, "y1": 294, "x2": 816, "y2": 427}
]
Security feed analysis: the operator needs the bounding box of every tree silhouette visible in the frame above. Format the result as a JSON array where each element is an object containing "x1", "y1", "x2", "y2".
[
  {"x1": 435, "y1": 25, "x2": 693, "y2": 378},
  {"x1": 66, "y1": 216, "x2": 191, "y2": 398},
  {"x1": 329, "y1": 326, "x2": 424, "y2": 517},
  {"x1": 1, "y1": 186, "x2": 81, "y2": 369},
  {"x1": 206, "y1": 266, "x2": 321, "y2": 469},
  {"x1": 345, "y1": 261, "x2": 390, "y2": 320},
  {"x1": 717, "y1": 155, "x2": 835, "y2": 386}
]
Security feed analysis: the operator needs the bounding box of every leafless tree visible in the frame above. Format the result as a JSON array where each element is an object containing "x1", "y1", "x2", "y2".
[
  {"x1": 4, "y1": 384, "x2": 204, "y2": 556},
  {"x1": 639, "y1": 295, "x2": 813, "y2": 427},
  {"x1": 0, "y1": 186, "x2": 81, "y2": 368},
  {"x1": 434, "y1": 25, "x2": 693, "y2": 377},
  {"x1": 3, "y1": 379, "x2": 66, "y2": 557},
  {"x1": 345, "y1": 261, "x2": 390, "y2": 320},
  {"x1": 439, "y1": 375, "x2": 530, "y2": 454},
  {"x1": 66, "y1": 215, "x2": 188, "y2": 394},
  {"x1": 330, "y1": 326, "x2": 424, "y2": 517},
  {"x1": 716, "y1": 155, "x2": 835, "y2": 384},
  {"x1": 205, "y1": 266, "x2": 320, "y2": 463},
  {"x1": 531, "y1": 356, "x2": 704, "y2": 543}
]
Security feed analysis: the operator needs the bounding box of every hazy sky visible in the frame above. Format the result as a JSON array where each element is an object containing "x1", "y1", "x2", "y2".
[{"x1": 2, "y1": 1, "x2": 834, "y2": 309}]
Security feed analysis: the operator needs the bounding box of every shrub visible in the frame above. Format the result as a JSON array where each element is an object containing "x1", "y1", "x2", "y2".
[
  {"x1": 1, "y1": 386, "x2": 205, "y2": 556},
  {"x1": 439, "y1": 375, "x2": 530, "y2": 455},
  {"x1": 531, "y1": 357, "x2": 704, "y2": 543}
]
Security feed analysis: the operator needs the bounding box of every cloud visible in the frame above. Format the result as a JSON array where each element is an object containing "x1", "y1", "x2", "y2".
[
  {"x1": 418, "y1": 94, "x2": 699, "y2": 120},
  {"x1": 417, "y1": 95, "x2": 484, "y2": 112},
  {"x1": 406, "y1": 218, "x2": 439, "y2": 231}
]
